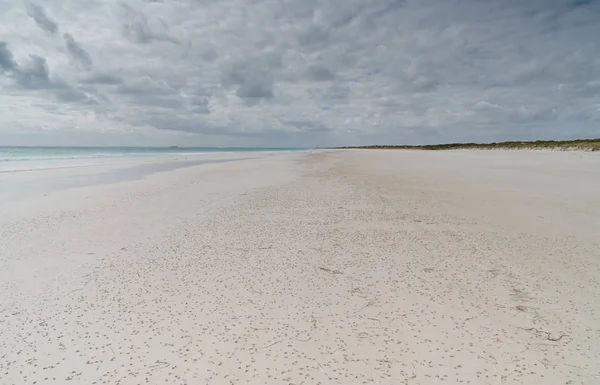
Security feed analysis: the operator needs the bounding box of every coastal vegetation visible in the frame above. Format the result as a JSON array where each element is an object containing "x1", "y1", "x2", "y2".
[{"x1": 338, "y1": 138, "x2": 600, "y2": 151}]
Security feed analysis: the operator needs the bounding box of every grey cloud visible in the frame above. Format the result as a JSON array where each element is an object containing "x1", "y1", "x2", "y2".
[
  {"x1": 297, "y1": 24, "x2": 329, "y2": 49},
  {"x1": 0, "y1": 42, "x2": 93, "y2": 106},
  {"x1": 123, "y1": 20, "x2": 178, "y2": 44},
  {"x1": 63, "y1": 33, "x2": 93, "y2": 69},
  {"x1": 135, "y1": 114, "x2": 240, "y2": 137},
  {"x1": 327, "y1": 85, "x2": 350, "y2": 100},
  {"x1": 81, "y1": 73, "x2": 124, "y2": 85},
  {"x1": 221, "y1": 62, "x2": 247, "y2": 86},
  {"x1": 0, "y1": 42, "x2": 18, "y2": 73},
  {"x1": 200, "y1": 47, "x2": 218, "y2": 62},
  {"x1": 263, "y1": 49, "x2": 284, "y2": 70},
  {"x1": 149, "y1": 118, "x2": 285, "y2": 138},
  {"x1": 17, "y1": 55, "x2": 54, "y2": 89},
  {"x1": 55, "y1": 88, "x2": 91, "y2": 102},
  {"x1": 78, "y1": 85, "x2": 109, "y2": 102},
  {"x1": 121, "y1": 7, "x2": 179, "y2": 45},
  {"x1": 189, "y1": 96, "x2": 210, "y2": 113},
  {"x1": 274, "y1": 1, "x2": 315, "y2": 21},
  {"x1": 26, "y1": 3, "x2": 59, "y2": 35},
  {"x1": 221, "y1": 58, "x2": 275, "y2": 101},
  {"x1": 122, "y1": 21, "x2": 149, "y2": 44},
  {"x1": 190, "y1": 96, "x2": 209, "y2": 105},
  {"x1": 283, "y1": 120, "x2": 331, "y2": 133},
  {"x1": 117, "y1": 76, "x2": 177, "y2": 95},
  {"x1": 190, "y1": 106, "x2": 210, "y2": 114},
  {"x1": 411, "y1": 76, "x2": 438, "y2": 92},
  {"x1": 236, "y1": 81, "x2": 274, "y2": 99},
  {"x1": 220, "y1": 56, "x2": 280, "y2": 86},
  {"x1": 308, "y1": 84, "x2": 351, "y2": 107},
  {"x1": 0, "y1": 43, "x2": 54, "y2": 89},
  {"x1": 130, "y1": 94, "x2": 184, "y2": 109},
  {"x1": 305, "y1": 64, "x2": 335, "y2": 81},
  {"x1": 325, "y1": 3, "x2": 366, "y2": 30},
  {"x1": 1, "y1": 0, "x2": 600, "y2": 146},
  {"x1": 575, "y1": 81, "x2": 600, "y2": 98},
  {"x1": 115, "y1": 76, "x2": 192, "y2": 109},
  {"x1": 381, "y1": 58, "x2": 440, "y2": 93}
]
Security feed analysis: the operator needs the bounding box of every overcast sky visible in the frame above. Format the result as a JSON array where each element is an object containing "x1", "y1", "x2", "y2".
[{"x1": 1, "y1": 0, "x2": 599, "y2": 147}]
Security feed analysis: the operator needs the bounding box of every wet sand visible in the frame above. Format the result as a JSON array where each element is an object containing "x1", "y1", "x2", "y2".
[{"x1": 1, "y1": 150, "x2": 599, "y2": 385}]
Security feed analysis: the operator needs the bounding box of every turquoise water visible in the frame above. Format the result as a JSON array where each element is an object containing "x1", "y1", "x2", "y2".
[{"x1": 0, "y1": 147, "x2": 304, "y2": 162}]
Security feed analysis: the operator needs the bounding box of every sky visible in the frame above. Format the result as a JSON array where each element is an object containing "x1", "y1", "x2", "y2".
[{"x1": 0, "y1": 0, "x2": 599, "y2": 147}]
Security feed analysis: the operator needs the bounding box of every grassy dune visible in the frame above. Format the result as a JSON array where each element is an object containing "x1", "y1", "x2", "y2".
[{"x1": 339, "y1": 138, "x2": 600, "y2": 151}]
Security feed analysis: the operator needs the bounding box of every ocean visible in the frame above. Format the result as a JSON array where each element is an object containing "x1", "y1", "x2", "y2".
[
  {"x1": 0, "y1": 147, "x2": 303, "y2": 162},
  {"x1": 0, "y1": 146, "x2": 308, "y2": 202}
]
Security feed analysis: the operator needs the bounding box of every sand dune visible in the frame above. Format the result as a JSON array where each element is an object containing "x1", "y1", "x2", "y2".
[{"x1": 1, "y1": 150, "x2": 599, "y2": 385}]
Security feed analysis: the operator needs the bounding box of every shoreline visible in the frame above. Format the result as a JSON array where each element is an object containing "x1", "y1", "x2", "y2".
[{"x1": 0, "y1": 151, "x2": 311, "y2": 203}]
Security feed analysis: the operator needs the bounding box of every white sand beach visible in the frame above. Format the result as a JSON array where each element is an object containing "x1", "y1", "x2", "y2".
[{"x1": 1, "y1": 150, "x2": 599, "y2": 385}]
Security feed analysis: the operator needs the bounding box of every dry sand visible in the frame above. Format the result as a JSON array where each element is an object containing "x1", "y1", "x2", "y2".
[{"x1": 1, "y1": 150, "x2": 599, "y2": 385}]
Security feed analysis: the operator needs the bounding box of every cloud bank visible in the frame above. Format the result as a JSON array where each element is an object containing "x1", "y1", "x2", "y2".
[{"x1": 1, "y1": 0, "x2": 599, "y2": 146}]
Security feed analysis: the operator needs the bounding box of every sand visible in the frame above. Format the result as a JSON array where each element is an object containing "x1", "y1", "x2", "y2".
[{"x1": 1, "y1": 150, "x2": 599, "y2": 385}]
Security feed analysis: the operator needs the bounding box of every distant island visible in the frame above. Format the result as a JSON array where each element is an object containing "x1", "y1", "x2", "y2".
[{"x1": 336, "y1": 138, "x2": 600, "y2": 151}]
